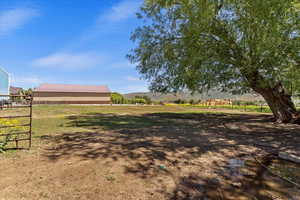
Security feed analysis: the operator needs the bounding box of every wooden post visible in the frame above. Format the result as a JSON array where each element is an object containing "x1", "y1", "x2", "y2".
[{"x1": 29, "y1": 95, "x2": 33, "y2": 149}]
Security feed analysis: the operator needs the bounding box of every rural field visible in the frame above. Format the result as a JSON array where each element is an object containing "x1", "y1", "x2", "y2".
[{"x1": 0, "y1": 105, "x2": 300, "y2": 200}]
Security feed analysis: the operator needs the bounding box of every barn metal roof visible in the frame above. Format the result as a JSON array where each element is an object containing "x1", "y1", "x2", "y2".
[{"x1": 34, "y1": 84, "x2": 111, "y2": 93}]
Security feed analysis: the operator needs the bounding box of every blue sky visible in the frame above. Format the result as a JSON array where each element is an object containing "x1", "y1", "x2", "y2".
[{"x1": 0, "y1": 0, "x2": 148, "y2": 93}]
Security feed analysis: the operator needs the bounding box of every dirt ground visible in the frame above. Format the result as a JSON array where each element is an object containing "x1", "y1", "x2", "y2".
[{"x1": 0, "y1": 106, "x2": 299, "y2": 200}]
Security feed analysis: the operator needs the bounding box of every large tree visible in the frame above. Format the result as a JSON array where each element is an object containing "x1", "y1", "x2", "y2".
[{"x1": 128, "y1": 0, "x2": 300, "y2": 123}]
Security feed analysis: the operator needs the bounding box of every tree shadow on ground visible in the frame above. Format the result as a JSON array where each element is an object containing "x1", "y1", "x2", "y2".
[
  {"x1": 41, "y1": 112, "x2": 300, "y2": 199},
  {"x1": 169, "y1": 155, "x2": 300, "y2": 200}
]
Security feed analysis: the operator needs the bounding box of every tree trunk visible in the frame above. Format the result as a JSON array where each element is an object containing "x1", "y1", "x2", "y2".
[{"x1": 255, "y1": 83, "x2": 299, "y2": 123}]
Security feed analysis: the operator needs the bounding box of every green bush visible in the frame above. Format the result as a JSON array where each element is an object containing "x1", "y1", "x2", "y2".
[
  {"x1": 111, "y1": 92, "x2": 126, "y2": 104},
  {"x1": 134, "y1": 96, "x2": 152, "y2": 104},
  {"x1": 0, "y1": 119, "x2": 24, "y2": 152},
  {"x1": 174, "y1": 99, "x2": 186, "y2": 104},
  {"x1": 111, "y1": 93, "x2": 152, "y2": 104},
  {"x1": 131, "y1": 98, "x2": 147, "y2": 104}
]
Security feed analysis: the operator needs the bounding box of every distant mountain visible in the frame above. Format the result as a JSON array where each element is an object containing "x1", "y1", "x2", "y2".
[{"x1": 123, "y1": 90, "x2": 263, "y2": 102}]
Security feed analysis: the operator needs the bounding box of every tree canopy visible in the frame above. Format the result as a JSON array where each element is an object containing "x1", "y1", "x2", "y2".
[{"x1": 128, "y1": 0, "x2": 300, "y2": 122}]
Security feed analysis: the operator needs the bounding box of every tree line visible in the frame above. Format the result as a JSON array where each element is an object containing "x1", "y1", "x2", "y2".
[{"x1": 111, "y1": 93, "x2": 152, "y2": 104}]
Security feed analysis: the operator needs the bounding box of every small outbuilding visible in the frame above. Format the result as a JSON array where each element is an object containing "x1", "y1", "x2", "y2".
[
  {"x1": 33, "y1": 84, "x2": 111, "y2": 104},
  {"x1": 10, "y1": 86, "x2": 23, "y2": 95},
  {"x1": 0, "y1": 67, "x2": 9, "y2": 96}
]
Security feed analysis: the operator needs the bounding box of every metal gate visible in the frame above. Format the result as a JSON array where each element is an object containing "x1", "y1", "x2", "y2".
[{"x1": 0, "y1": 95, "x2": 33, "y2": 149}]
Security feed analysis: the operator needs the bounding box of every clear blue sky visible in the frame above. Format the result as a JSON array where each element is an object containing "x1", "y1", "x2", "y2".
[{"x1": 0, "y1": 0, "x2": 148, "y2": 93}]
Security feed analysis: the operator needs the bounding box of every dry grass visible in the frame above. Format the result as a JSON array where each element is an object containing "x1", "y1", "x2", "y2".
[{"x1": 0, "y1": 105, "x2": 299, "y2": 200}]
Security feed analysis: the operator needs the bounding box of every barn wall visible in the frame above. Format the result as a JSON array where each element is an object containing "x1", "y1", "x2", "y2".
[
  {"x1": 33, "y1": 92, "x2": 111, "y2": 104},
  {"x1": 34, "y1": 101, "x2": 112, "y2": 104},
  {"x1": 34, "y1": 92, "x2": 110, "y2": 97}
]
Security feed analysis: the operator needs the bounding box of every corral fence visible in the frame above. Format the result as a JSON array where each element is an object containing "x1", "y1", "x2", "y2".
[
  {"x1": 194, "y1": 101, "x2": 271, "y2": 113},
  {"x1": 184, "y1": 96, "x2": 300, "y2": 113},
  {"x1": 0, "y1": 95, "x2": 33, "y2": 150}
]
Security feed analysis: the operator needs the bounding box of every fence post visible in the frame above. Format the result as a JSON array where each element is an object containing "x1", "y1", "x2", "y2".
[{"x1": 29, "y1": 95, "x2": 33, "y2": 149}]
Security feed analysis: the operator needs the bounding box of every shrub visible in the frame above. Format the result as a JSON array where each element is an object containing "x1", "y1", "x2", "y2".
[
  {"x1": 0, "y1": 119, "x2": 24, "y2": 152},
  {"x1": 111, "y1": 92, "x2": 126, "y2": 104},
  {"x1": 174, "y1": 99, "x2": 186, "y2": 104},
  {"x1": 134, "y1": 96, "x2": 152, "y2": 104},
  {"x1": 132, "y1": 98, "x2": 147, "y2": 104}
]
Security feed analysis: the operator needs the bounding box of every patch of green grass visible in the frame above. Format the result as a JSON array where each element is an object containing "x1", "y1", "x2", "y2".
[
  {"x1": 0, "y1": 105, "x2": 271, "y2": 152},
  {"x1": 66, "y1": 113, "x2": 171, "y2": 130}
]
